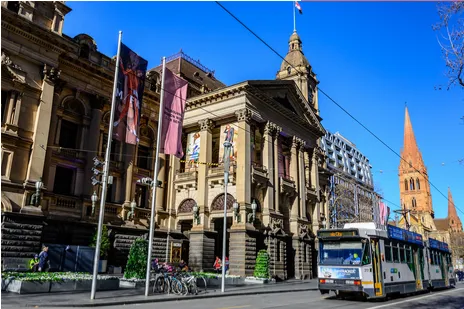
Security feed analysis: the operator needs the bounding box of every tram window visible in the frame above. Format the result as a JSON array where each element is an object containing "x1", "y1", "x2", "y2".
[
  {"x1": 392, "y1": 242, "x2": 400, "y2": 263},
  {"x1": 400, "y1": 244, "x2": 406, "y2": 263},
  {"x1": 362, "y1": 243, "x2": 371, "y2": 265},
  {"x1": 385, "y1": 241, "x2": 392, "y2": 262},
  {"x1": 406, "y1": 246, "x2": 412, "y2": 263}
]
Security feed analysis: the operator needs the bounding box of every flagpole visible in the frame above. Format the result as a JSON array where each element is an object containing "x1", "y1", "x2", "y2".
[
  {"x1": 293, "y1": 1, "x2": 296, "y2": 32},
  {"x1": 144, "y1": 56, "x2": 167, "y2": 297},
  {"x1": 90, "y1": 30, "x2": 122, "y2": 301}
]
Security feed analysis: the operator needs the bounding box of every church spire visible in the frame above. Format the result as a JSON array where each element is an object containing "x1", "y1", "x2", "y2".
[
  {"x1": 400, "y1": 106, "x2": 425, "y2": 171},
  {"x1": 448, "y1": 187, "x2": 462, "y2": 232}
]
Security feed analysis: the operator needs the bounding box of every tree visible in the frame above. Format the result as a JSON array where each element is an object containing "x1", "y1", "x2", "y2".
[
  {"x1": 433, "y1": 2, "x2": 464, "y2": 89},
  {"x1": 124, "y1": 238, "x2": 148, "y2": 279},
  {"x1": 450, "y1": 231, "x2": 464, "y2": 264},
  {"x1": 90, "y1": 225, "x2": 110, "y2": 260}
]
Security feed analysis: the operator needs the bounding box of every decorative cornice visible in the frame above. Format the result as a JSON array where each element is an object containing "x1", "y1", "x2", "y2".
[
  {"x1": 198, "y1": 119, "x2": 214, "y2": 132},
  {"x1": 43, "y1": 64, "x2": 61, "y2": 84},
  {"x1": 235, "y1": 108, "x2": 252, "y2": 123},
  {"x1": 186, "y1": 83, "x2": 248, "y2": 110}
]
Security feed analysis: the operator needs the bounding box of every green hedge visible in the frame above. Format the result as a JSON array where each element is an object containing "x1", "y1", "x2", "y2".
[
  {"x1": 124, "y1": 238, "x2": 148, "y2": 279},
  {"x1": 1, "y1": 272, "x2": 118, "y2": 282},
  {"x1": 253, "y1": 250, "x2": 269, "y2": 279}
]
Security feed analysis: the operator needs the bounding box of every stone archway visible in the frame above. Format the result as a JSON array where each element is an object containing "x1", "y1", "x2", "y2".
[
  {"x1": 178, "y1": 198, "x2": 196, "y2": 214},
  {"x1": 211, "y1": 193, "x2": 234, "y2": 211}
]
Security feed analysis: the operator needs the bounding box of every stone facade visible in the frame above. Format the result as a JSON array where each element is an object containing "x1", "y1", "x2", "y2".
[
  {"x1": 1, "y1": 2, "x2": 329, "y2": 279},
  {"x1": 0, "y1": 2, "x2": 220, "y2": 269},
  {"x1": 161, "y1": 30, "x2": 327, "y2": 279}
]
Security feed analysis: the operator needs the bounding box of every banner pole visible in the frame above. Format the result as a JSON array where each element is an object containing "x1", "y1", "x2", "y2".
[
  {"x1": 90, "y1": 30, "x2": 122, "y2": 300},
  {"x1": 144, "y1": 56, "x2": 167, "y2": 297}
]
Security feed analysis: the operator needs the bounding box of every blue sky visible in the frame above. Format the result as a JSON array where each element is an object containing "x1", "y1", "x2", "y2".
[{"x1": 63, "y1": 1, "x2": 463, "y2": 222}]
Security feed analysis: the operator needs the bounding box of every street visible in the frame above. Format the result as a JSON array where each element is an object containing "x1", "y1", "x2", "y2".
[{"x1": 18, "y1": 286, "x2": 463, "y2": 309}]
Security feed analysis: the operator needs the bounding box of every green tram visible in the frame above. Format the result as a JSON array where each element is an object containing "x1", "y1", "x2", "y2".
[{"x1": 317, "y1": 222, "x2": 455, "y2": 299}]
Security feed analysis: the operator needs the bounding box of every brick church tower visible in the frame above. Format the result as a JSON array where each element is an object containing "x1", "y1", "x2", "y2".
[
  {"x1": 399, "y1": 107, "x2": 434, "y2": 218},
  {"x1": 448, "y1": 188, "x2": 463, "y2": 232}
]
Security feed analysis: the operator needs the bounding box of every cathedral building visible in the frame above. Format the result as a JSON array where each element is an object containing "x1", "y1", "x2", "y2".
[{"x1": 398, "y1": 107, "x2": 463, "y2": 264}]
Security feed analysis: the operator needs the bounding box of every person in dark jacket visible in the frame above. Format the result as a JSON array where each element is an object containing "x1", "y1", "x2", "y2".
[{"x1": 38, "y1": 246, "x2": 49, "y2": 272}]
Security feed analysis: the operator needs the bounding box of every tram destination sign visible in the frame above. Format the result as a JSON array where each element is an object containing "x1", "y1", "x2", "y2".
[
  {"x1": 429, "y1": 238, "x2": 450, "y2": 252},
  {"x1": 318, "y1": 230, "x2": 358, "y2": 237},
  {"x1": 387, "y1": 225, "x2": 423, "y2": 245}
]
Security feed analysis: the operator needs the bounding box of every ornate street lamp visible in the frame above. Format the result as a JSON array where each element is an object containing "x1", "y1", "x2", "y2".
[
  {"x1": 129, "y1": 198, "x2": 137, "y2": 220},
  {"x1": 192, "y1": 202, "x2": 200, "y2": 225},
  {"x1": 33, "y1": 177, "x2": 43, "y2": 207},
  {"x1": 248, "y1": 200, "x2": 258, "y2": 223},
  {"x1": 249, "y1": 199, "x2": 257, "y2": 223},
  {"x1": 91, "y1": 191, "x2": 98, "y2": 217},
  {"x1": 233, "y1": 200, "x2": 240, "y2": 223}
]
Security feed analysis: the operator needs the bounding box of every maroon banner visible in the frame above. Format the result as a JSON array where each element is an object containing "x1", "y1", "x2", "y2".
[
  {"x1": 113, "y1": 43, "x2": 148, "y2": 145},
  {"x1": 160, "y1": 68, "x2": 188, "y2": 158}
]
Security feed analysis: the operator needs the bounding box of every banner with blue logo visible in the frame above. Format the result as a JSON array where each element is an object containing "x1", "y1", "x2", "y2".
[{"x1": 319, "y1": 267, "x2": 360, "y2": 279}]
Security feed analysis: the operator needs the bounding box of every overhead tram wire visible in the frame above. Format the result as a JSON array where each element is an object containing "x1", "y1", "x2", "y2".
[{"x1": 214, "y1": 1, "x2": 464, "y2": 216}]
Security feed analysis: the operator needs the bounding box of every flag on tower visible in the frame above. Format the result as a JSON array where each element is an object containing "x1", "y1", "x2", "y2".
[{"x1": 295, "y1": 1, "x2": 302, "y2": 14}]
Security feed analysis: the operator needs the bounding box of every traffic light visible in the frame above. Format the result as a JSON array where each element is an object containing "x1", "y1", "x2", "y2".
[{"x1": 91, "y1": 157, "x2": 105, "y2": 186}]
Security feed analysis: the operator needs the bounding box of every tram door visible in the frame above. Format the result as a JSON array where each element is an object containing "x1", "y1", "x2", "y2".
[
  {"x1": 442, "y1": 253, "x2": 449, "y2": 286},
  {"x1": 371, "y1": 239, "x2": 384, "y2": 297},
  {"x1": 413, "y1": 247, "x2": 423, "y2": 290}
]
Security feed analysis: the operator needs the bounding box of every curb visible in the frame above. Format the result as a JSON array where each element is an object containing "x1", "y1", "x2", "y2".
[{"x1": 26, "y1": 287, "x2": 319, "y2": 307}]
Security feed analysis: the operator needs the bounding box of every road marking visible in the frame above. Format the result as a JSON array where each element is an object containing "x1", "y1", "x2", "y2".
[
  {"x1": 367, "y1": 288, "x2": 464, "y2": 309},
  {"x1": 216, "y1": 306, "x2": 250, "y2": 309}
]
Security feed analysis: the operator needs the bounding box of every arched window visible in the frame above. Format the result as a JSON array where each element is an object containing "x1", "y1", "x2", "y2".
[
  {"x1": 416, "y1": 178, "x2": 420, "y2": 190},
  {"x1": 287, "y1": 67, "x2": 291, "y2": 75},
  {"x1": 404, "y1": 179, "x2": 408, "y2": 191},
  {"x1": 409, "y1": 178, "x2": 415, "y2": 190},
  {"x1": 412, "y1": 197, "x2": 417, "y2": 208}
]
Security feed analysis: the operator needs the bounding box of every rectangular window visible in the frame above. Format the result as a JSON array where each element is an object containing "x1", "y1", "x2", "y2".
[
  {"x1": 1, "y1": 151, "x2": 12, "y2": 178},
  {"x1": 136, "y1": 184, "x2": 147, "y2": 209},
  {"x1": 106, "y1": 179, "x2": 114, "y2": 203},
  {"x1": 385, "y1": 241, "x2": 392, "y2": 262},
  {"x1": 53, "y1": 14, "x2": 62, "y2": 32},
  {"x1": 59, "y1": 120, "x2": 79, "y2": 148},
  {"x1": 101, "y1": 134, "x2": 120, "y2": 161},
  {"x1": 137, "y1": 146, "x2": 150, "y2": 170},
  {"x1": 1, "y1": 90, "x2": 8, "y2": 123},
  {"x1": 53, "y1": 166, "x2": 74, "y2": 195}
]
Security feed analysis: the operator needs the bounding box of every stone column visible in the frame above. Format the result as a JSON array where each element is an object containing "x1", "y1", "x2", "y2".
[
  {"x1": 155, "y1": 154, "x2": 166, "y2": 212},
  {"x1": 229, "y1": 108, "x2": 253, "y2": 277},
  {"x1": 235, "y1": 109, "x2": 251, "y2": 210},
  {"x1": 290, "y1": 137, "x2": 300, "y2": 220},
  {"x1": 312, "y1": 147, "x2": 322, "y2": 232},
  {"x1": 273, "y1": 126, "x2": 282, "y2": 213},
  {"x1": 197, "y1": 119, "x2": 213, "y2": 226},
  {"x1": 298, "y1": 142, "x2": 306, "y2": 220},
  {"x1": 188, "y1": 120, "x2": 214, "y2": 272},
  {"x1": 262, "y1": 122, "x2": 275, "y2": 224},
  {"x1": 123, "y1": 145, "x2": 135, "y2": 209},
  {"x1": 83, "y1": 106, "x2": 103, "y2": 196},
  {"x1": 25, "y1": 65, "x2": 60, "y2": 184},
  {"x1": 10, "y1": 91, "x2": 22, "y2": 126}
]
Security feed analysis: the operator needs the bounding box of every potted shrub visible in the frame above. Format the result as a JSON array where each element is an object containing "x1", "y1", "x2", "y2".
[
  {"x1": 90, "y1": 225, "x2": 110, "y2": 273},
  {"x1": 124, "y1": 238, "x2": 148, "y2": 280}
]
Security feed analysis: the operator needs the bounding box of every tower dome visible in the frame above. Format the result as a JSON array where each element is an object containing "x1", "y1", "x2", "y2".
[{"x1": 276, "y1": 31, "x2": 319, "y2": 113}]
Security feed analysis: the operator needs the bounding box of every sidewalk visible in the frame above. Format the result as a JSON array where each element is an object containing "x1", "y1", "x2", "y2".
[{"x1": 2, "y1": 279, "x2": 318, "y2": 308}]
